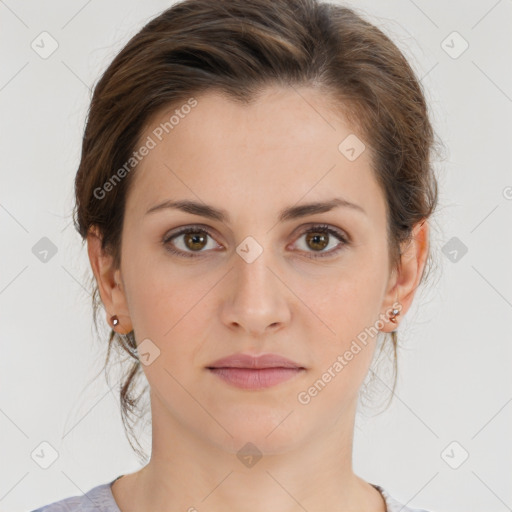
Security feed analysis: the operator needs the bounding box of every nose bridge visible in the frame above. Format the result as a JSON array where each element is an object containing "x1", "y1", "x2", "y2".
[
  {"x1": 234, "y1": 238, "x2": 279, "y2": 308},
  {"x1": 222, "y1": 235, "x2": 289, "y2": 333}
]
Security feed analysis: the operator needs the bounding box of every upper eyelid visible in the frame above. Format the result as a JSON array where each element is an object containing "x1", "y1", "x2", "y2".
[
  {"x1": 164, "y1": 223, "x2": 347, "y2": 238},
  {"x1": 164, "y1": 223, "x2": 349, "y2": 249},
  {"x1": 163, "y1": 224, "x2": 223, "y2": 244}
]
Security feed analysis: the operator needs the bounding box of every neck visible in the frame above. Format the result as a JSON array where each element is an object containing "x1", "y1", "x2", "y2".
[{"x1": 112, "y1": 394, "x2": 386, "y2": 512}]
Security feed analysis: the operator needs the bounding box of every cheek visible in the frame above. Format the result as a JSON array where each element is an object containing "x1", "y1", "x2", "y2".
[
  {"x1": 295, "y1": 284, "x2": 382, "y2": 411},
  {"x1": 123, "y1": 235, "x2": 198, "y2": 324},
  {"x1": 124, "y1": 270, "x2": 213, "y2": 399},
  {"x1": 303, "y1": 257, "x2": 387, "y2": 336},
  {"x1": 129, "y1": 272, "x2": 207, "y2": 336},
  {"x1": 296, "y1": 255, "x2": 388, "y2": 381},
  {"x1": 124, "y1": 252, "x2": 219, "y2": 363}
]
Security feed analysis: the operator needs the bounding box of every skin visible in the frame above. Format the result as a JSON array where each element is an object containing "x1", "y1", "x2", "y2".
[{"x1": 88, "y1": 85, "x2": 429, "y2": 512}]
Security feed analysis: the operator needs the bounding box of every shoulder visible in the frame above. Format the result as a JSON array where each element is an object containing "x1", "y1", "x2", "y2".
[
  {"x1": 29, "y1": 479, "x2": 120, "y2": 512},
  {"x1": 372, "y1": 483, "x2": 435, "y2": 512}
]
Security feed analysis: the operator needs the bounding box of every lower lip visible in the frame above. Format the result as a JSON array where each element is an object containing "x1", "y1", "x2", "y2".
[{"x1": 208, "y1": 367, "x2": 304, "y2": 389}]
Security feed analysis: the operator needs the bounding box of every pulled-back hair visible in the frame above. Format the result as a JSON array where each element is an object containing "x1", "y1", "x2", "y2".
[{"x1": 73, "y1": 0, "x2": 440, "y2": 462}]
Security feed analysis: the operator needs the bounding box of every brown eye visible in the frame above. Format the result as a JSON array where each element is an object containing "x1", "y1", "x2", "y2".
[
  {"x1": 305, "y1": 231, "x2": 329, "y2": 252},
  {"x1": 163, "y1": 224, "x2": 348, "y2": 260},
  {"x1": 163, "y1": 226, "x2": 220, "y2": 258},
  {"x1": 294, "y1": 224, "x2": 348, "y2": 258},
  {"x1": 183, "y1": 231, "x2": 208, "y2": 251}
]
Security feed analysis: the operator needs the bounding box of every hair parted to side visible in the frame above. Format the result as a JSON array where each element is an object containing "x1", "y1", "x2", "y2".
[{"x1": 72, "y1": 0, "x2": 440, "y2": 462}]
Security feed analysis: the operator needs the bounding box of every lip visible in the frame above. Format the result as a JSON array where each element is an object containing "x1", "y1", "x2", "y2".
[
  {"x1": 206, "y1": 353, "x2": 306, "y2": 390},
  {"x1": 207, "y1": 353, "x2": 305, "y2": 369}
]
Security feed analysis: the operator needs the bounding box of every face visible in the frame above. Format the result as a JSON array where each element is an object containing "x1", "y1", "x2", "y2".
[{"x1": 99, "y1": 86, "x2": 411, "y2": 455}]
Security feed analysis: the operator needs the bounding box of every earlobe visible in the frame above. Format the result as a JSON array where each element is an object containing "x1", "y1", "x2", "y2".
[
  {"x1": 380, "y1": 287, "x2": 402, "y2": 333},
  {"x1": 380, "y1": 219, "x2": 429, "y2": 333}
]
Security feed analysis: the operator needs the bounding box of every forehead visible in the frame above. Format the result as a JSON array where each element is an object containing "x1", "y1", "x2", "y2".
[{"x1": 126, "y1": 86, "x2": 384, "y2": 223}]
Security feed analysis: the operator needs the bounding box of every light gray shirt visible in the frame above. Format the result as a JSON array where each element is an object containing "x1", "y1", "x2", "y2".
[{"x1": 30, "y1": 476, "x2": 434, "y2": 512}]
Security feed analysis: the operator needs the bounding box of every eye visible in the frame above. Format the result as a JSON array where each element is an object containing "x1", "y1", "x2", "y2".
[
  {"x1": 162, "y1": 223, "x2": 349, "y2": 259},
  {"x1": 293, "y1": 224, "x2": 349, "y2": 258},
  {"x1": 163, "y1": 226, "x2": 220, "y2": 258}
]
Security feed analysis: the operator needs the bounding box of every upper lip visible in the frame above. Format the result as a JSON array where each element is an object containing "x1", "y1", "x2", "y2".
[{"x1": 207, "y1": 353, "x2": 305, "y2": 369}]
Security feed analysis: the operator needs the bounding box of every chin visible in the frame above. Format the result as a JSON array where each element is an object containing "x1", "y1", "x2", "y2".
[{"x1": 205, "y1": 408, "x2": 308, "y2": 457}]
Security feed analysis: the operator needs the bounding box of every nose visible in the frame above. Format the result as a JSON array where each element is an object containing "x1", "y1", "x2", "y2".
[{"x1": 220, "y1": 245, "x2": 291, "y2": 337}]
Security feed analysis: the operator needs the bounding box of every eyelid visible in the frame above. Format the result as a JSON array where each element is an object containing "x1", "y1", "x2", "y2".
[
  {"x1": 162, "y1": 224, "x2": 223, "y2": 258},
  {"x1": 289, "y1": 223, "x2": 349, "y2": 258},
  {"x1": 162, "y1": 223, "x2": 349, "y2": 258}
]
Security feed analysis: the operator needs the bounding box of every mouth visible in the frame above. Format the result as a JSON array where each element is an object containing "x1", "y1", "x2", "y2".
[
  {"x1": 207, "y1": 367, "x2": 305, "y2": 389},
  {"x1": 206, "y1": 353, "x2": 306, "y2": 390}
]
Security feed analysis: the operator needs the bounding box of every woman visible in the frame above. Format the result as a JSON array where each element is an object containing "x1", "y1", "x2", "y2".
[{"x1": 32, "y1": 0, "x2": 439, "y2": 510}]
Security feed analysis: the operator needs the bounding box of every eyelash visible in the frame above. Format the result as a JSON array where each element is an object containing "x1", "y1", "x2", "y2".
[{"x1": 163, "y1": 224, "x2": 349, "y2": 259}]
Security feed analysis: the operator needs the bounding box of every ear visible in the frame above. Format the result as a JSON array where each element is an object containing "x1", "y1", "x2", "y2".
[
  {"x1": 87, "y1": 226, "x2": 133, "y2": 335},
  {"x1": 380, "y1": 219, "x2": 429, "y2": 333}
]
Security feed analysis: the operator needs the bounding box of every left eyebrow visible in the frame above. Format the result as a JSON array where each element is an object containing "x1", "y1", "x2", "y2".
[{"x1": 145, "y1": 197, "x2": 366, "y2": 223}]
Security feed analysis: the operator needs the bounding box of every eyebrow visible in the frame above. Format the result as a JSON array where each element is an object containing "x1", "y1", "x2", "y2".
[{"x1": 145, "y1": 197, "x2": 366, "y2": 223}]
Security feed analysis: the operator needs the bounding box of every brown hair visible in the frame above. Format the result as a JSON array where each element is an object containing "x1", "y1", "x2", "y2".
[{"x1": 73, "y1": 0, "x2": 440, "y2": 462}]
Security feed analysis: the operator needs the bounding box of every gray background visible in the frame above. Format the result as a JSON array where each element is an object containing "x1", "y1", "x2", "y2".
[{"x1": 1, "y1": 1, "x2": 511, "y2": 511}]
